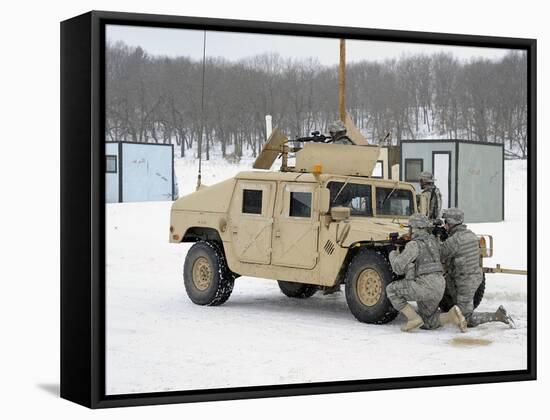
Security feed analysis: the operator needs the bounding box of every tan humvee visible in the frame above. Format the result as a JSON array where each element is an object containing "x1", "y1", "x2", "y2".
[{"x1": 169, "y1": 130, "x2": 419, "y2": 324}]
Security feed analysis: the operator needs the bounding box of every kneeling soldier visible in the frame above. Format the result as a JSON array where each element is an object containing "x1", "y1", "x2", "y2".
[
  {"x1": 387, "y1": 213, "x2": 467, "y2": 332},
  {"x1": 441, "y1": 208, "x2": 515, "y2": 328}
]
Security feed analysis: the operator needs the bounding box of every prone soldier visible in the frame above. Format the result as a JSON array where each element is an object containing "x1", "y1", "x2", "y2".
[
  {"x1": 386, "y1": 213, "x2": 467, "y2": 332},
  {"x1": 418, "y1": 171, "x2": 442, "y2": 220},
  {"x1": 440, "y1": 208, "x2": 515, "y2": 328}
]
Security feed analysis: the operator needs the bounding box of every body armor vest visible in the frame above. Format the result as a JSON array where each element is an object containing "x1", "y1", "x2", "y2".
[
  {"x1": 448, "y1": 225, "x2": 481, "y2": 275},
  {"x1": 414, "y1": 234, "x2": 443, "y2": 276}
]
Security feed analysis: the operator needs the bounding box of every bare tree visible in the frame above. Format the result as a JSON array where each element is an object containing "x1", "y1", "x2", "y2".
[{"x1": 105, "y1": 41, "x2": 527, "y2": 159}]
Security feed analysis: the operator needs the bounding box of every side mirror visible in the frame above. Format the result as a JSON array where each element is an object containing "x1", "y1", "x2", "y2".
[
  {"x1": 331, "y1": 206, "x2": 351, "y2": 221},
  {"x1": 319, "y1": 187, "x2": 330, "y2": 214}
]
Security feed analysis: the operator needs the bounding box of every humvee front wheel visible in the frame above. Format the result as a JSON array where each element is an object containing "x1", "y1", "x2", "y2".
[
  {"x1": 184, "y1": 241, "x2": 234, "y2": 306},
  {"x1": 277, "y1": 281, "x2": 318, "y2": 298},
  {"x1": 344, "y1": 249, "x2": 398, "y2": 324}
]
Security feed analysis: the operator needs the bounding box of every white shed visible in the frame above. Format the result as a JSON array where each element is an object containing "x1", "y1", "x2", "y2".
[
  {"x1": 400, "y1": 140, "x2": 504, "y2": 222},
  {"x1": 105, "y1": 141, "x2": 175, "y2": 203}
]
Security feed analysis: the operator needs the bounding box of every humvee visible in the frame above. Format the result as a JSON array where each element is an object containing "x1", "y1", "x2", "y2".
[{"x1": 169, "y1": 130, "x2": 490, "y2": 324}]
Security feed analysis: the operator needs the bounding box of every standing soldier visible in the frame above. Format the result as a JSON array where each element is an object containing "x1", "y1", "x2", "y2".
[
  {"x1": 328, "y1": 120, "x2": 354, "y2": 145},
  {"x1": 440, "y1": 208, "x2": 515, "y2": 328},
  {"x1": 418, "y1": 171, "x2": 442, "y2": 220},
  {"x1": 386, "y1": 213, "x2": 467, "y2": 332}
]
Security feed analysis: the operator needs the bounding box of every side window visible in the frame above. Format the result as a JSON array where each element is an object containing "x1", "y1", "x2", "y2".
[
  {"x1": 372, "y1": 160, "x2": 383, "y2": 178},
  {"x1": 289, "y1": 191, "x2": 312, "y2": 218},
  {"x1": 242, "y1": 189, "x2": 263, "y2": 215},
  {"x1": 405, "y1": 159, "x2": 423, "y2": 182},
  {"x1": 106, "y1": 155, "x2": 117, "y2": 173},
  {"x1": 376, "y1": 188, "x2": 413, "y2": 216},
  {"x1": 328, "y1": 181, "x2": 372, "y2": 216}
]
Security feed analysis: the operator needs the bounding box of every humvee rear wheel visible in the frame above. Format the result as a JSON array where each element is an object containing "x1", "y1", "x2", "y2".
[
  {"x1": 344, "y1": 249, "x2": 398, "y2": 324},
  {"x1": 439, "y1": 274, "x2": 486, "y2": 312},
  {"x1": 184, "y1": 241, "x2": 234, "y2": 306},
  {"x1": 277, "y1": 281, "x2": 318, "y2": 298}
]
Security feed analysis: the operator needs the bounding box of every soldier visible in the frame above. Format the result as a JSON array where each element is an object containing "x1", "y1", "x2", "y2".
[
  {"x1": 386, "y1": 213, "x2": 467, "y2": 332},
  {"x1": 418, "y1": 171, "x2": 442, "y2": 220},
  {"x1": 328, "y1": 120, "x2": 354, "y2": 145},
  {"x1": 440, "y1": 208, "x2": 515, "y2": 328}
]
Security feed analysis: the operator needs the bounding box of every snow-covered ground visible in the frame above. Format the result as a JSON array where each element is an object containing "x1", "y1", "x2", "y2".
[{"x1": 105, "y1": 157, "x2": 527, "y2": 395}]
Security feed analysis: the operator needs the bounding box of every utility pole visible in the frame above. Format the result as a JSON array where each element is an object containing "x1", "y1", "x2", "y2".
[{"x1": 339, "y1": 39, "x2": 346, "y2": 122}]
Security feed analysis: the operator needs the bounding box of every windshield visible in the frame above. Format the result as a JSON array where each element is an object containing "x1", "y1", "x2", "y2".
[
  {"x1": 328, "y1": 181, "x2": 372, "y2": 216},
  {"x1": 376, "y1": 187, "x2": 414, "y2": 217}
]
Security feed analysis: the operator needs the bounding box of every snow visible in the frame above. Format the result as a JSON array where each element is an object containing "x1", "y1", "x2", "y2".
[{"x1": 105, "y1": 157, "x2": 527, "y2": 395}]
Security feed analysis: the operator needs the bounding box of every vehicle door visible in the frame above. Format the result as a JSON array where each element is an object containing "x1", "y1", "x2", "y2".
[
  {"x1": 229, "y1": 180, "x2": 275, "y2": 264},
  {"x1": 271, "y1": 182, "x2": 319, "y2": 269}
]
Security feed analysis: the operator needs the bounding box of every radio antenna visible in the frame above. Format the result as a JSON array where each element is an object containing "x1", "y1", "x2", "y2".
[{"x1": 197, "y1": 30, "x2": 207, "y2": 191}]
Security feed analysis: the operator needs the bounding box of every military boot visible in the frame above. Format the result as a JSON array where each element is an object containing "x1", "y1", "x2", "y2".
[
  {"x1": 471, "y1": 306, "x2": 515, "y2": 328},
  {"x1": 439, "y1": 305, "x2": 467, "y2": 332},
  {"x1": 400, "y1": 304, "x2": 424, "y2": 332},
  {"x1": 496, "y1": 305, "x2": 516, "y2": 328}
]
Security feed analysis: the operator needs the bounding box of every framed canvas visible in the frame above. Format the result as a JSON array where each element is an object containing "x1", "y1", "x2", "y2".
[{"x1": 60, "y1": 10, "x2": 536, "y2": 408}]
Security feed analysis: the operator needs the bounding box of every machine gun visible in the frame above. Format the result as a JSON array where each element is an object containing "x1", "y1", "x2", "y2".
[
  {"x1": 288, "y1": 130, "x2": 334, "y2": 153},
  {"x1": 293, "y1": 130, "x2": 332, "y2": 144}
]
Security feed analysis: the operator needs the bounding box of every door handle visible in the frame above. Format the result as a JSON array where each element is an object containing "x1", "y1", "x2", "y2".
[
  {"x1": 232, "y1": 226, "x2": 238, "y2": 234},
  {"x1": 274, "y1": 230, "x2": 281, "y2": 238}
]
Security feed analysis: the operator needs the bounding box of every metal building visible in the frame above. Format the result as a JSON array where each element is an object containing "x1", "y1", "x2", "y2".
[
  {"x1": 400, "y1": 140, "x2": 504, "y2": 222},
  {"x1": 105, "y1": 141, "x2": 175, "y2": 203}
]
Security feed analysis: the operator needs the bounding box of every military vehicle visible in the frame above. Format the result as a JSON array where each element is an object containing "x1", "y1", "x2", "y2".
[{"x1": 169, "y1": 129, "x2": 497, "y2": 324}]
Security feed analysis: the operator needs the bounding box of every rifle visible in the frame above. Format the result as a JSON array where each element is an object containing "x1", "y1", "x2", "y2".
[{"x1": 431, "y1": 219, "x2": 448, "y2": 241}]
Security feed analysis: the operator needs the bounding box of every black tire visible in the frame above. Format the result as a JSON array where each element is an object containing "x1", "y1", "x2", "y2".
[
  {"x1": 438, "y1": 294, "x2": 454, "y2": 313},
  {"x1": 473, "y1": 275, "x2": 486, "y2": 309},
  {"x1": 277, "y1": 281, "x2": 318, "y2": 298},
  {"x1": 344, "y1": 249, "x2": 398, "y2": 324},
  {"x1": 439, "y1": 274, "x2": 486, "y2": 312},
  {"x1": 183, "y1": 241, "x2": 235, "y2": 306}
]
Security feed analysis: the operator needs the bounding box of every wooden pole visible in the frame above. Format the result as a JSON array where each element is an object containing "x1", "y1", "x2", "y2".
[{"x1": 338, "y1": 39, "x2": 346, "y2": 122}]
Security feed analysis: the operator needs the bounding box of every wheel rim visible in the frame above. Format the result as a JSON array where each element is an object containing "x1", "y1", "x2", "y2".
[
  {"x1": 356, "y1": 268, "x2": 382, "y2": 306},
  {"x1": 192, "y1": 257, "x2": 213, "y2": 291}
]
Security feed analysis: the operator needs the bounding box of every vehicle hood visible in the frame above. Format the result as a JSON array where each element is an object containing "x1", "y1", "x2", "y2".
[
  {"x1": 340, "y1": 217, "x2": 409, "y2": 246},
  {"x1": 171, "y1": 178, "x2": 236, "y2": 213}
]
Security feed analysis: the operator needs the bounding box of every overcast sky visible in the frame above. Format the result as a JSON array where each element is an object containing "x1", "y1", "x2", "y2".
[{"x1": 107, "y1": 24, "x2": 515, "y2": 65}]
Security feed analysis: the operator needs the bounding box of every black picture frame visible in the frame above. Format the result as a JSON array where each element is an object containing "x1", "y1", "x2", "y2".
[{"x1": 60, "y1": 10, "x2": 537, "y2": 409}]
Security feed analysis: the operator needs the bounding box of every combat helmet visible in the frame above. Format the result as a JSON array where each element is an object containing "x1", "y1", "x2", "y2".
[
  {"x1": 328, "y1": 120, "x2": 346, "y2": 136},
  {"x1": 442, "y1": 208, "x2": 464, "y2": 225},
  {"x1": 419, "y1": 171, "x2": 435, "y2": 184},
  {"x1": 408, "y1": 213, "x2": 430, "y2": 229}
]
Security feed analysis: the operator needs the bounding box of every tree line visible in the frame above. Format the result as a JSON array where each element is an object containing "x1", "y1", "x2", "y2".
[{"x1": 106, "y1": 41, "x2": 528, "y2": 159}]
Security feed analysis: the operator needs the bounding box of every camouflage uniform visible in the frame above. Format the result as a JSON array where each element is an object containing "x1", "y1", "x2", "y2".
[
  {"x1": 441, "y1": 208, "x2": 514, "y2": 328},
  {"x1": 328, "y1": 120, "x2": 354, "y2": 145},
  {"x1": 440, "y1": 224, "x2": 482, "y2": 325},
  {"x1": 387, "y1": 216, "x2": 445, "y2": 330},
  {"x1": 418, "y1": 172, "x2": 442, "y2": 220}
]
